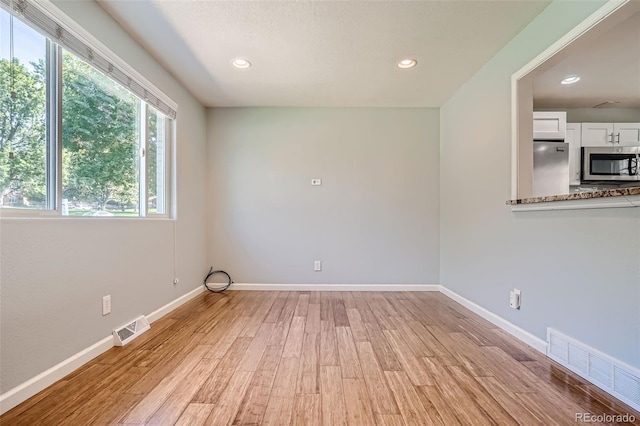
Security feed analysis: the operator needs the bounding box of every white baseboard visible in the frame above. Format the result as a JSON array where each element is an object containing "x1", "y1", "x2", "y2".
[
  {"x1": 146, "y1": 285, "x2": 205, "y2": 323},
  {"x1": 0, "y1": 335, "x2": 113, "y2": 415},
  {"x1": 12, "y1": 283, "x2": 631, "y2": 416},
  {"x1": 0, "y1": 285, "x2": 205, "y2": 416},
  {"x1": 229, "y1": 283, "x2": 440, "y2": 291},
  {"x1": 439, "y1": 285, "x2": 548, "y2": 354}
]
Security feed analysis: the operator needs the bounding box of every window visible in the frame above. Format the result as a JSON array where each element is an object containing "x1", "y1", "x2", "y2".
[
  {"x1": 62, "y1": 52, "x2": 141, "y2": 216},
  {"x1": 0, "y1": 12, "x2": 48, "y2": 209},
  {"x1": 147, "y1": 106, "x2": 168, "y2": 215},
  {"x1": 0, "y1": 4, "x2": 175, "y2": 217}
]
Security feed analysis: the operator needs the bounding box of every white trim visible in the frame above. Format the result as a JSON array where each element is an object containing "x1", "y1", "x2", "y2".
[
  {"x1": 510, "y1": 0, "x2": 633, "y2": 200},
  {"x1": 229, "y1": 283, "x2": 440, "y2": 292},
  {"x1": 1, "y1": 283, "x2": 434, "y2": 414},
  {"x1": 0, "y1": 208, "x2": 60, "y2": 218},
  {"x1": 29, "y1": 0, "x2": 178, "y2": 113},
  {"x1": 12, "y1": 283, "x2": 640, "y2": 416},
  {"x1": 512, "y1": 0, "x2": 630, "y2": 82},
  {"x1": 439, "y1": 285, "x2": 548, "y2": 354},
  {"x1": 146, "y1": 285, "x2": 205, "y2": 323},
  {"x1": 0, "y1": 336, "x2": 113, "y2": 415},
  {"x1": 0, "y1": 285, "x2": 204, "y2": 415},
  {"x1": 510, "y1": 75, "x2": 519, "y2": 200}
]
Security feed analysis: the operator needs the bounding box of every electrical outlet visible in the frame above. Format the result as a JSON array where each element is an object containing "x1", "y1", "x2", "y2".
[
  {"x1": 102, "y1": 295, "x2": 111, "y2": 316},
  {"x1": 311, "y1": 179, "x2": 322, "y2": 186},
  {"x1": 509, "y1": 289, "x2": 521, "y2": 309},
  {"x1": 314, "y1": 260, "x2": 322, "y2": 271}
]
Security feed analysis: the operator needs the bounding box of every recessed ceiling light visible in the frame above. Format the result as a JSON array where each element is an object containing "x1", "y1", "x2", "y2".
[
  {"x1": 561, "y1": 75, "x2": 580, "y2": 85},
  {"x1": 231, "y1": 58, "x2": 251, "y2": 69},
  {"x1": 397, "y1": 59, "x2": 417, "y2": 69}
]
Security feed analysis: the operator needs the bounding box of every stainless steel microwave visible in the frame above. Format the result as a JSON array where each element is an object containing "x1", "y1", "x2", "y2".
[{"x1": 581, "y1": 146, "x2": 639, "y2": 182}]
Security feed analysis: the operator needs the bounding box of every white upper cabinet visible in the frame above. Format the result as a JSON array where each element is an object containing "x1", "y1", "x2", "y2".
[
  {"x1": 614, "y1": 123, "x2": 640, "y2": 146},
  {"x1": 533, "y1": 111, "x2": 567, "y2": 140},
  {"x1": 566, "y1": 123, "x2": 581, "y2": 185},
  {"x1": 581, "y1": 122, "x2": 640, "y2": 147},
  {"x1": 581, "y1": 123, "x2": 615, "y2": 146}
]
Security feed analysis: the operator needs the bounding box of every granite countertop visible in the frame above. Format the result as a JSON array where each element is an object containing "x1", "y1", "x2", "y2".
[{"x1": 507, "y1": 187, "x2": 640, "y2": 205}]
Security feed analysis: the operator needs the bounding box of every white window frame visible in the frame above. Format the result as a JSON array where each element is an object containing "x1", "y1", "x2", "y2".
[
  {"x1": 139, "y1": 104, "x2": 173, "y2": 218},
  {"x1": 0, "y1": 0, "x2": 177, "y2": 219}
]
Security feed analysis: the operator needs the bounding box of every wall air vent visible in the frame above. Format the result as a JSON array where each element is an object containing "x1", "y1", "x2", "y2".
[
  {"x1": 547, "y1": 328, "x2": 640, "y2": 412},
  {"x1": 113, "y1": 315, "x2": 150, "y2": 346}
]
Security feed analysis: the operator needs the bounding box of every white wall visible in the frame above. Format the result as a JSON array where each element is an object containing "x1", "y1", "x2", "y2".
[
  {"x1": 0, "y1": 1, "x2": 208, "y2": 393},
  {"x1": 207, "y1": 108, "x2": 440, "y2": 285},
  {"x1": 440, "y1": 0, "x2": 640, "y2": 367}
]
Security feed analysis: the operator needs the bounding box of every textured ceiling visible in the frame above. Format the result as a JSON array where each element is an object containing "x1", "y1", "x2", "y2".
[
  {"x1": 99, "y1": 0, "x2": 550, "y2": 107},
  {"x1": 534, "y1": 11, "x2": 640, "y2": 109}
]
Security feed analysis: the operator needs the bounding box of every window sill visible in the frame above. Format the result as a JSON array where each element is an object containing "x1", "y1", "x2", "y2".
[
  {"x1": 507, "y1": 187, "x2": 640, "y2": 212},
  {"x1": 0, "y1": 211, "x2": 173, "y2": 221}
]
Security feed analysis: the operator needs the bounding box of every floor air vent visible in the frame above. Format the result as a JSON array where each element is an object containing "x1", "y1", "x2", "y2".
[
  {"x1": 113, "y1": 316, "x2": 150, "y2": 346},
  {"x1": 547, "y1": 328, "x2": 640, "y2": 411}
]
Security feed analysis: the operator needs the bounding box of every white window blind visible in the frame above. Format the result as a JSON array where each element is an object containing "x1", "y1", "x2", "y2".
[{"x1": 0, "y1": 0, "x2": 178, "y2": 119}]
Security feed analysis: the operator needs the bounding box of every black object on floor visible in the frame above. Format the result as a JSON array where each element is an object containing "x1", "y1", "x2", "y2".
[{"x1": 203, "y1": 267, "x2": 233, "y2": 293}]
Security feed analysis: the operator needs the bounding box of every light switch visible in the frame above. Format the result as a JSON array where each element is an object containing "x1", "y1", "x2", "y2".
[{"x1": 311, "y1": 179, "x2": 322, "y2": 186}]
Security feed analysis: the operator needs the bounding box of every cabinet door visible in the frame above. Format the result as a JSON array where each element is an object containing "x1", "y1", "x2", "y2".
[
  {"x1": 581, "y1": 123, "x2": 614, "y2": 146},
  {"x1": 613, "y1": 123, "x2": 640, "y2": 146},
  {"x1": 566, "y1": 123, "x2": 581, "y2": 185},
  {"x1": 533, "y1": 112, "x2": 566, "y2": 140}
]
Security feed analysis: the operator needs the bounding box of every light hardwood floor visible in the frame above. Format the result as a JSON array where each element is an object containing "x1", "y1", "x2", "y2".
[{"x1": 2, "y1": 290, "x2": 639, "y2": 425}]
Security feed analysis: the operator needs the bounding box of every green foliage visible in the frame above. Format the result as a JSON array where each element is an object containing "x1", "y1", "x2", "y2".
[
  {"x1": 0, "y1": 58, "x2": 47, "y2": 204},
  {"x1": 1, "y1": 49, "x2": 143, "y2": 210},
  {"x1": 148, "y1": 110, "x2": 158, "y2": 201},
  {"x1": 62, "y1": 52, "x2": 139, "y2": 210}
]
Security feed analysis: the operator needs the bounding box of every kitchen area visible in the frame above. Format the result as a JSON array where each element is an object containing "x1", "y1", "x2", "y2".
[
  {"x1": 529, "y1": 8, "x2": 640, "y2": 200},
  {"x1": 532, "y1": 111, "x2": 640, "y2": 198}
]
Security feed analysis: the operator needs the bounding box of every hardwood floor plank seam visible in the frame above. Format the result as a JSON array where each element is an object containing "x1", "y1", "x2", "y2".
[{"x1": 1, "y1": 291, "x2": 638, "y2": 426}]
